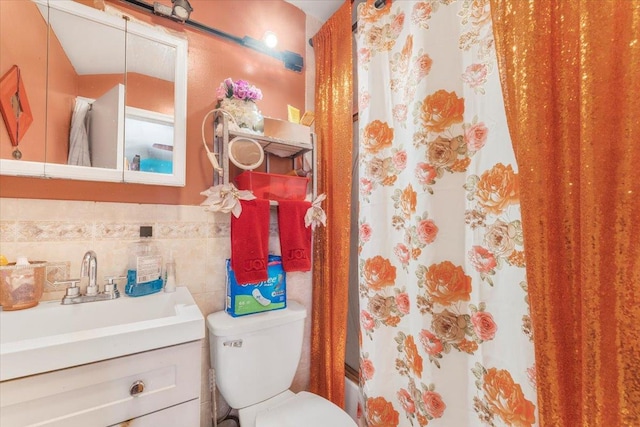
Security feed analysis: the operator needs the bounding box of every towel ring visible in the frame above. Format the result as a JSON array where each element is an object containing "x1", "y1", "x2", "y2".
[{"x1": 228, "y1": 136, "x2": 264, "y2": 171}]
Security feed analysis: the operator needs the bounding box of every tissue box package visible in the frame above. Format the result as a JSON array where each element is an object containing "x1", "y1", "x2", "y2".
[
  {"x1": 263, "y1": 117, "x2": 310, "y2": 145},
  {"x1": 226, "y1": 256, "x2": 286, "y2": 317}
]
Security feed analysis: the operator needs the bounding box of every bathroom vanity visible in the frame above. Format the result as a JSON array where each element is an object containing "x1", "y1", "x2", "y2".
[{"x1": 0, "y1": 287, "x2": 205, "y2": 426}]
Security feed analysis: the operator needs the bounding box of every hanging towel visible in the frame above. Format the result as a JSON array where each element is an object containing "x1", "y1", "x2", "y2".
[
  {"x1": 231, "y1": 199, "x2": 270, "y2": 284},
  {"x1": 277, "y1": 200, "x2": 312, "y2": 272},
  {"x1": 67, "y1": 98, "x2": 92, "y2": 166}
]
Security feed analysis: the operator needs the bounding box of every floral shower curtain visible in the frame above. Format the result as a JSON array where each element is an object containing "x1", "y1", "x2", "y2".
[{"x1": 356, "y1": 1, "x2": 536, "y2": 425}]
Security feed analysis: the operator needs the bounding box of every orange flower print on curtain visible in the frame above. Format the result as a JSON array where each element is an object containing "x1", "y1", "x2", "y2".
[
  {"x1": 363, "y1": 120, "x2": 394, "y2": 154},
  {"x1": 357, "y1": 0, "x2": 536, "y2": 425},
  {"x1": 459, "y1": 0, "x2": 495, "y2": 95},
  {"x1": 393, "y1": 333, "x2": 448, "y2": 425},
  {"x1": 411, "y1": 91, "x2": 489, "y2": 194},
  {"x1": 365, "y1": 396, "x2": 400, "y2": 427},
  {"x1": 413, "y1": 261, "x2": 495, "y2": 367},
  {"x1": 474, "y1": 366, "x2": 536, "y2": 427},
  {"x1": 390, "y1": 35, "x2": 434, "y2": 104},
  {"x1": 423, "y1": 261, "x2": 471, "y2": 305},
  {"x1": 363, "y1": 255, "x2": 397, "y2": 291},
  {"x1": 361, "y1": 255, "x2": 408, "y2": 334},
  {"x1": 358, "y1": 1, "x2": 403, "y2": 69},
  {"x1": 465, "y1": 163, "x2": 525, "y2": 285},
  {"x1": 420, "y1": 90, "x2": 465, "y2": 133},
  {"x1": 391, "y1": 184, "x2": 439, "y2": 270},
  {"x1": 473, "y1": 163, "x2": 519, "y2": 215},
  {"x1": 360, "y1": 120, "x2": 404, "y2": 194},
  {"x1": 411, "y1": 1, "x2": 465, "y2": 31}
]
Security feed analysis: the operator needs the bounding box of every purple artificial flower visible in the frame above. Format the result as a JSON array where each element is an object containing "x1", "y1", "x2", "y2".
[
  {"x1": 234, "y1": 86, "x2": 248, "y2": 100},
  {"x1": 247, "y1": 87, "x2": 263, "y2": 101},
  {"x1": 216, "y1": 84, "x2": 226, "y2": 100},
  {"x1": 217, "y1": 78, "x2": 261, "y2": 102}
]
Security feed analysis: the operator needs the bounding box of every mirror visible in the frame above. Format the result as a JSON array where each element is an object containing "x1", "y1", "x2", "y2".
[
  {"x1": 0, "y1": 0, "x2": 187, "y2": 186},
  {"x1": 123, "y1": 21, "x2": 186, "y2": 186},
  {"x1": 44, "y1": 2, "x2": 126, "y2": 182}
]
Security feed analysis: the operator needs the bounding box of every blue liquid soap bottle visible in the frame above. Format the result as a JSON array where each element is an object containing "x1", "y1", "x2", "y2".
[{"x1": 125, "y1": 226, "x2": 164, "y2": 297}]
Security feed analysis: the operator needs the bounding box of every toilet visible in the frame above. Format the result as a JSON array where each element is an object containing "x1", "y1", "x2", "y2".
[{"x1": 207, "y1": 300, "x2": 357, "y2": 427}]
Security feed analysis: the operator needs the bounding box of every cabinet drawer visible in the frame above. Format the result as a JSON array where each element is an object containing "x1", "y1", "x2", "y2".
[{"x1": 0, "y1": 341, "x2": 201, "y2": 427}]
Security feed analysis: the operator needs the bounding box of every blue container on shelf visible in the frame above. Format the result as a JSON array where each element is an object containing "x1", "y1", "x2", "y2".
[{"x1": 140, "y1": 158, "x2": 173, "y2": 174}]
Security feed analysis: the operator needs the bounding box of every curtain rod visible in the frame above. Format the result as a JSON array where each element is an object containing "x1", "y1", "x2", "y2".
[{"x1": 308, "y1": 0, "x2": 386, "y2": 47}]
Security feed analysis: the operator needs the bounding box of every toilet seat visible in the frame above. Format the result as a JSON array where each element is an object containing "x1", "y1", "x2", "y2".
[{"x1": 255, "y1": 391, "x2": 357, "y2": 427}]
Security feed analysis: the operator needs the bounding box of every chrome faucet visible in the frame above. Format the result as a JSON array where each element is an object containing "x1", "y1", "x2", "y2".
[
  {"x1": 80, "y1": 250, "x2": 98, "y2": 296},
  {"x1": 55, "y1": 251, "x2": 124, "y2": 305}
]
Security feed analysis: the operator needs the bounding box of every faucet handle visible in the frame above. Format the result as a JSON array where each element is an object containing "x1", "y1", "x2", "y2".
[
  {"x1": 103, "y1": 276, "x2": 126, "y2": 297},
  {"x1": 85, "y1": 283, "x2": 99, "y2": 297},
  {"x1": 54, "y1": 279, "x2": 81, "y2": 298}
]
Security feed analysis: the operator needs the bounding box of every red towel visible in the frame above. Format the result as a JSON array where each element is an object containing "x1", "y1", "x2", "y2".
[
  {"x1": 231, "y1": 199, "x2": 270, "y2": 284},
  {"x1": 277, "y1": 200, "x2": 312, "y2": 272}
]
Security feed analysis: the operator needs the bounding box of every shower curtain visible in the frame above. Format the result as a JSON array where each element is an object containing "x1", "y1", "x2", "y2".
[
  {"x1": 490, "y1": 1, "x2": 640, "y2": 425},
  {"x1": 310, "y1": 0, "x2": 354, "y2": 407},
  {"x1": 356, "y1": 1, "x2": 536, "y2": 425}
]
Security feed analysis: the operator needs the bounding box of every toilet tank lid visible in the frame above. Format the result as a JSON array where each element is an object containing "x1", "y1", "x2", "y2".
[
  {"x1": 256, "y1": 391, "x2": 357, "y2": 427},
  {"x1": 207, "y1": 300, "x2": 306, "y2": 337}
]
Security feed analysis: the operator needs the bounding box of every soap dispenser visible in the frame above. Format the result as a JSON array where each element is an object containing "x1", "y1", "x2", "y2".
[
  {"x1": 164, "y1": 250, "x2": 177, "y2": 293},
  {"x1": 125, "y1": 226, "x2": 164, "y2": 297}
]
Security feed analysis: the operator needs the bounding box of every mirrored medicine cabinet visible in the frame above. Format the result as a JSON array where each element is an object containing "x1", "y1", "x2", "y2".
[{"x1": 0, "y1": 0, "x2": 187, "y2": 186}]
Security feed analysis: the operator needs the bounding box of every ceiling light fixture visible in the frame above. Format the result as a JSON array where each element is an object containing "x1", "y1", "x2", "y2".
[
  {"x1": 171, "y1": 0, "x2": 193, "y2": 21},
  {"x1": 152, "y1": 0, "x2": 192, "y2": 22},
  {"x1": 241, "y1": 36, "x2": 302, "y2": 72},
  {"x1": 121, "y1": 0, "x2": 303, "y2": 71}
]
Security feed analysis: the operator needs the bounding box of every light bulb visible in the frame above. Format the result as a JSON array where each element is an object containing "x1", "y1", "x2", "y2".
[
  {"x1": 263, "y1": 31, "x2": 278, "y2": 49},
  {"x1": 171, "y1": 0, "x2": 192, "y2": 21},
  {"x1": 173, "y1": 5, "x2": 189, "y2": 19}
]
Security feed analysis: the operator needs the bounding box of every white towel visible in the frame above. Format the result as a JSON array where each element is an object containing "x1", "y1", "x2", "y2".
[{"x1": 67, "y1": 98, "x2": 92, "y2": 166}]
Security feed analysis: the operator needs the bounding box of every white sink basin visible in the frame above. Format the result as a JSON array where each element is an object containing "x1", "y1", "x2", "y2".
[{"x1": 0, "y1": 286, "x2": 204, "y2": 381}]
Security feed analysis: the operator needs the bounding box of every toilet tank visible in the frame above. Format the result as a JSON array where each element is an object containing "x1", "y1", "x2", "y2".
[{"x1": 207, "y1": 301, "x2": 307, "y2": 409}]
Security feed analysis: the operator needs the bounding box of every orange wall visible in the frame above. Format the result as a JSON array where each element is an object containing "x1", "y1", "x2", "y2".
[
  {"x1": 125, "y1": 73, "x2": 174, "y2": 115},
  {"x1": 0, "y1": 1, "x2": 48, "y2": 162},
  {"x1": 0, "y1": 0, "x2": 306, "y2": 205},
  {"x1": 75, "y1": 73, "x2": 173, "y2": 115}
]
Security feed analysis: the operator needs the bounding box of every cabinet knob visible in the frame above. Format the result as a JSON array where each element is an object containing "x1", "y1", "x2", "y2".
[{"x1": 129, "y1": 380, "x2": 145, "y2": 396}]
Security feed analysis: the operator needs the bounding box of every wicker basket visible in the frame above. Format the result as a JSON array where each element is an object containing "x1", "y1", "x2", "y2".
[{"x1": 0, "y1": 261, "x2": 46, "y2": 310}]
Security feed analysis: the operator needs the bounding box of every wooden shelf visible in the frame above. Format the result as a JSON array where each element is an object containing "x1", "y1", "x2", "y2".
[{"x1": 214, "y1": 114, "x2": 317, "y2": 200}]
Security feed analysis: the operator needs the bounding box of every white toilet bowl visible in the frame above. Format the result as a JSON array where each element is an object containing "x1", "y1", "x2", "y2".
[{"x1": 248, "y1": 390, "x2": 356, "y2": 427}]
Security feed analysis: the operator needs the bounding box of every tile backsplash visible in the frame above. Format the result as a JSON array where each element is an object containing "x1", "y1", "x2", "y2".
[
  {"x1": 1, "y1": 199, "x2": 227, "y2": 300},
  {"x1": 0, "y1": 197, "x2": 313, "y2": 426}
]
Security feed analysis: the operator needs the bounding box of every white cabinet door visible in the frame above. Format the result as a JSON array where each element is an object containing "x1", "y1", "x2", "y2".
[{"x1": 89, "y1": 83, "x2": 125, "y2": 170}]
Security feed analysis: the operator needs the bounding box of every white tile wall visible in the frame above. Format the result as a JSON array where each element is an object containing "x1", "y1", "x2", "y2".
[{"x1": 0, "y1": 197, "x2": 313, "y2": 427}]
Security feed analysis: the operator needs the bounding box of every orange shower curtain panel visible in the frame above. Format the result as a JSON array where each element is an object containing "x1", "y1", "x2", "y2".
[
  {"x1": 491, "y1": 1, "x2": 640, "y2": 425},
  {"x1": 309, "y1": 0, "x2": 353, "y2": 408}
]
